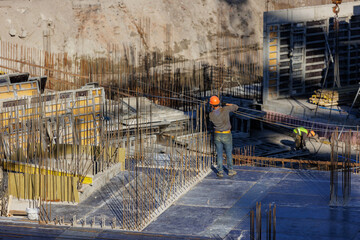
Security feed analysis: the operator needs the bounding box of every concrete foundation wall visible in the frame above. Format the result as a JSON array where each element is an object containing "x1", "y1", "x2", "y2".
[
  {"x1": 269, "y1": 0, "x2": 359, "y2": 11},
  {"x1": 263, "y1": 2, "x2": 360, "y2": 101}
]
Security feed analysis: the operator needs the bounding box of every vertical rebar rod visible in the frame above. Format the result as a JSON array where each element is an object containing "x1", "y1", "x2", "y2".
[
  {"x1": 250, "y1": 209, "x2": 255, "y2": 240},
  {"x1": 256, "y1": 202, "x2": 261, "y2": 240}
]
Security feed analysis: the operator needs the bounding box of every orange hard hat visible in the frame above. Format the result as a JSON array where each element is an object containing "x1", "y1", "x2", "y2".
[
  {"x1": 209, "y1": 96, "x2": 220, "y2": 106},
  {"x1": 310, "y1": 130, "x2": 315, "y2": 137},
  {"x1": 332, "y1": 0, "x2": 342, "y2": 4}
]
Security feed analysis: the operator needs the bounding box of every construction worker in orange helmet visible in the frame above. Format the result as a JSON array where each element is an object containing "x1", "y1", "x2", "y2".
[
  {"x1": 209, "y1": 96, "x2": 220, "y2": 106},
  {"x1": 307, "y1": 130, "x2": 320, "y2": 142},
  {"x1": 209, "y1": 96, "x2": 238, "y2": 178}
]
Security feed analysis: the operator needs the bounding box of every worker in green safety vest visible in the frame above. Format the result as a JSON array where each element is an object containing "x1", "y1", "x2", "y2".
[{"x1": 293, "y1": 127, "x2": 308, "y2": 150}]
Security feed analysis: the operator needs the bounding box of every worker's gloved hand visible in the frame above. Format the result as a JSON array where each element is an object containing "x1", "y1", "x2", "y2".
[{"x1": 221, "y1": 102, "x2": 234, "y2": 107}]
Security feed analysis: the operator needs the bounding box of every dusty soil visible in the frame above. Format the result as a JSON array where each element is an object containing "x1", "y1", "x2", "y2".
[
  {"x1": 0, "y1": 1, "x2": 357, "y2": 61},
  {"x1": 0, "y1": 0, "x2": 266, "y2": 60}
]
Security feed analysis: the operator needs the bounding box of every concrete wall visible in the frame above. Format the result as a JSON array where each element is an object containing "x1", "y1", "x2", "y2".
[
  {"x1": 266, "y1": 2, "x2": 360, "y2": 24},
  {"x1": 270, "y1": 0, "x2": 360, "y2": 11},
  {"x1": 263, "y1": 2, "x2": 360, "y2": 102}
]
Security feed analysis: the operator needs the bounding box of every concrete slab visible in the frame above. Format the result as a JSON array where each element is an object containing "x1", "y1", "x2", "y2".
[
  {"x1": 268, "y1": 179, "x2": 329, "y2": 195},
  {"x1": 175, "y1": 179, "x2": 255, "y2": 208},
  {"x1": 0, "y1": 220, "x2": 212, "y2": 240},
  {"x1": 4, "y1": 164, "x2": 360, "y2": 239},
  {"x1": 144, "y1": 167, "x2": 290, "y2": 239},
  {"x1": 275, "y1": 217, "x2": 359, "y2": 240},
  {"x1": 143, "y1": 205, "x2": 226, "y2": 236},
  {"x1": 353, "y1": 232, "x2": 360, "y2": 240},
  {"x1": 145, "y1": 166, "x2": 360, "y2": 239},
  {"x1": 261, "y1": 192, "x2": 328, "y2": 207},
  {"x1": 224, "y1": 230, "x2": 250, "y2": 240},
  {"x1": 263, "y1": 98, "x2": 360, "y2": 126},
  {"x1": 51, "y1": 171, "x2": 134, "y2": 223}
]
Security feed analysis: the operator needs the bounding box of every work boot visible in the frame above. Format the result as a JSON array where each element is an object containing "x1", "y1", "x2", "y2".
[
  {"x1": 217, "y1": 171, "x2": 224, "y2": 178},
  {"x1": 228, "y1": 170, "x2": 237, "y2": 176}
]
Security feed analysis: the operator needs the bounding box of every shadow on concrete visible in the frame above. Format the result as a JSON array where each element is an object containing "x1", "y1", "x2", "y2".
[{"x1": 280, "y1": 139, "x2": 295, "y2": 150}]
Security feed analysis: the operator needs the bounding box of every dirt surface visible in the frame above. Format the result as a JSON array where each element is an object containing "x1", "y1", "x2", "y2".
[
  {"x1": 1, "y1": 1, "x2": 357, "y2": 60},
  {"x1": 0, "y1": 0, "x2": 265, "y2": 60}
]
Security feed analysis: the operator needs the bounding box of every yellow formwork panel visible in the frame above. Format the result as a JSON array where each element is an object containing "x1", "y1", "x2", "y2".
[
  {"x1": 17, "y1": 115, "x2": 40, "y2": 122},
  {"x1": 0, "y1": 112, "x2": 10, "y2": 118},
  {"x1": 0, "y1": 86, "x2": 9, "y2": 92},
  {"x1": 45, "y1": 104, "x2": 64, "y2": 112},
  {"x1": 25, "y1": 108, "x2": 40, "y2": 115},
  {"x1": 269, "y1": 52, "x2": 277, "y2": 59},
  {"x1": 78, "y1": 135, "x2": 96, "y2": 142},
  {"x1": 80, "y1": 139, "x2": 94, "y2": 145},
  {"x1": 78, "y1": 131, "x2": 96, "y2": 139},
  {"x1": 8, "y1": 172, "x2": 80, "y2": 202},
  {"x1": 269, "y1": 59, "x2": 277, "y2": 66},
  {"x1": 102, "y1": 147, "x2": 126, "y2": 171},
  {"x1": 78, "y1": 125, "x2": 96, "y2": 132},
  {"x1": 76, "y1": 115, "x2": 95, "y2": 121},
  {"x1": 0, "y1": 81, "x2": 39, "y2": 101},
  {"x1": 94, "y1": 105, "x2": 101, "y2": 112},
  {"x1": 7, "y1": 135, "x2": 41, "y2": 151},
  {"x1": 17, "y1": 89, "x2": 38, "y2": 97},
  {"x1": 77, "y1": 120, "x2": 95, "y2": 128},
  {"x1": 269, "y1": 45, "x2": 277, "y2": 52},
  {"x1": 4, "y1": 162, "x2": 92, "y2": 185},
  {"x1": 92, "y1": 89, "x2": 103, "y2": 96},
  {"x1": 45, "y1": 111, "x2": 66, "y2": 118},
  {"x1": 76, "y1": 100, "x2": 89, "y2": 106},
  {"x1": 94, "y1": 97, "x2": 101, "y2": 104},
  {"x1": 19, "y1": 83, "x2": 32, "y2": 89},
  {"x1": 73, "y1": 107, "x2": 94, "y2": 115},
  {"x1": 0, "y1": 86, "x2": 104, "y2": 148},
  {"x1": 0, "y1": 92, "x2": 15, "y2": 99},
  {"x1": 269, "y1": 38, "x2": 278, "y2": 45}
]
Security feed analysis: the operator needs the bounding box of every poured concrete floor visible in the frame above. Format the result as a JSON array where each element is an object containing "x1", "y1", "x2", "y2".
[
  {"x1": 144, "y1": 166, "x2": 360, "y2": 240},
  {"x1": 2, "y1": 128, "x2": 358, "y2": 239},
  {"x1": 1, "y1": 166, "x2": 360, "y2": 239}
]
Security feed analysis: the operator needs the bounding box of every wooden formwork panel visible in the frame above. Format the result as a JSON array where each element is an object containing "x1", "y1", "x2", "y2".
[
  {"x1": 8, "y1": 172, "x2": 79, "y2": 202},
  {"x1": 2, "y1": 144, "x2": 126, "y2": 185},
  {"x1": 3, "y1": 161, "x2": 93, "y2": 185}
]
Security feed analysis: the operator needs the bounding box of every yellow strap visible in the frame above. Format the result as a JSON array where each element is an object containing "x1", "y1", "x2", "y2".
[{"x1": 215, "y1": 130, "x2": 231, "y2": 133}]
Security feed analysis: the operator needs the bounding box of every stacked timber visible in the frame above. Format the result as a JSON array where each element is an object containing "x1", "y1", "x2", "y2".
[{"x1": 309, "y1": 85, "x2": 360, "y2": 107}]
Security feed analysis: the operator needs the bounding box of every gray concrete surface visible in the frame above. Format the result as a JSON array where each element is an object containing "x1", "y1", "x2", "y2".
[{"x1": 145, "y1": 166, "x2": 360, "y2": 239}]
